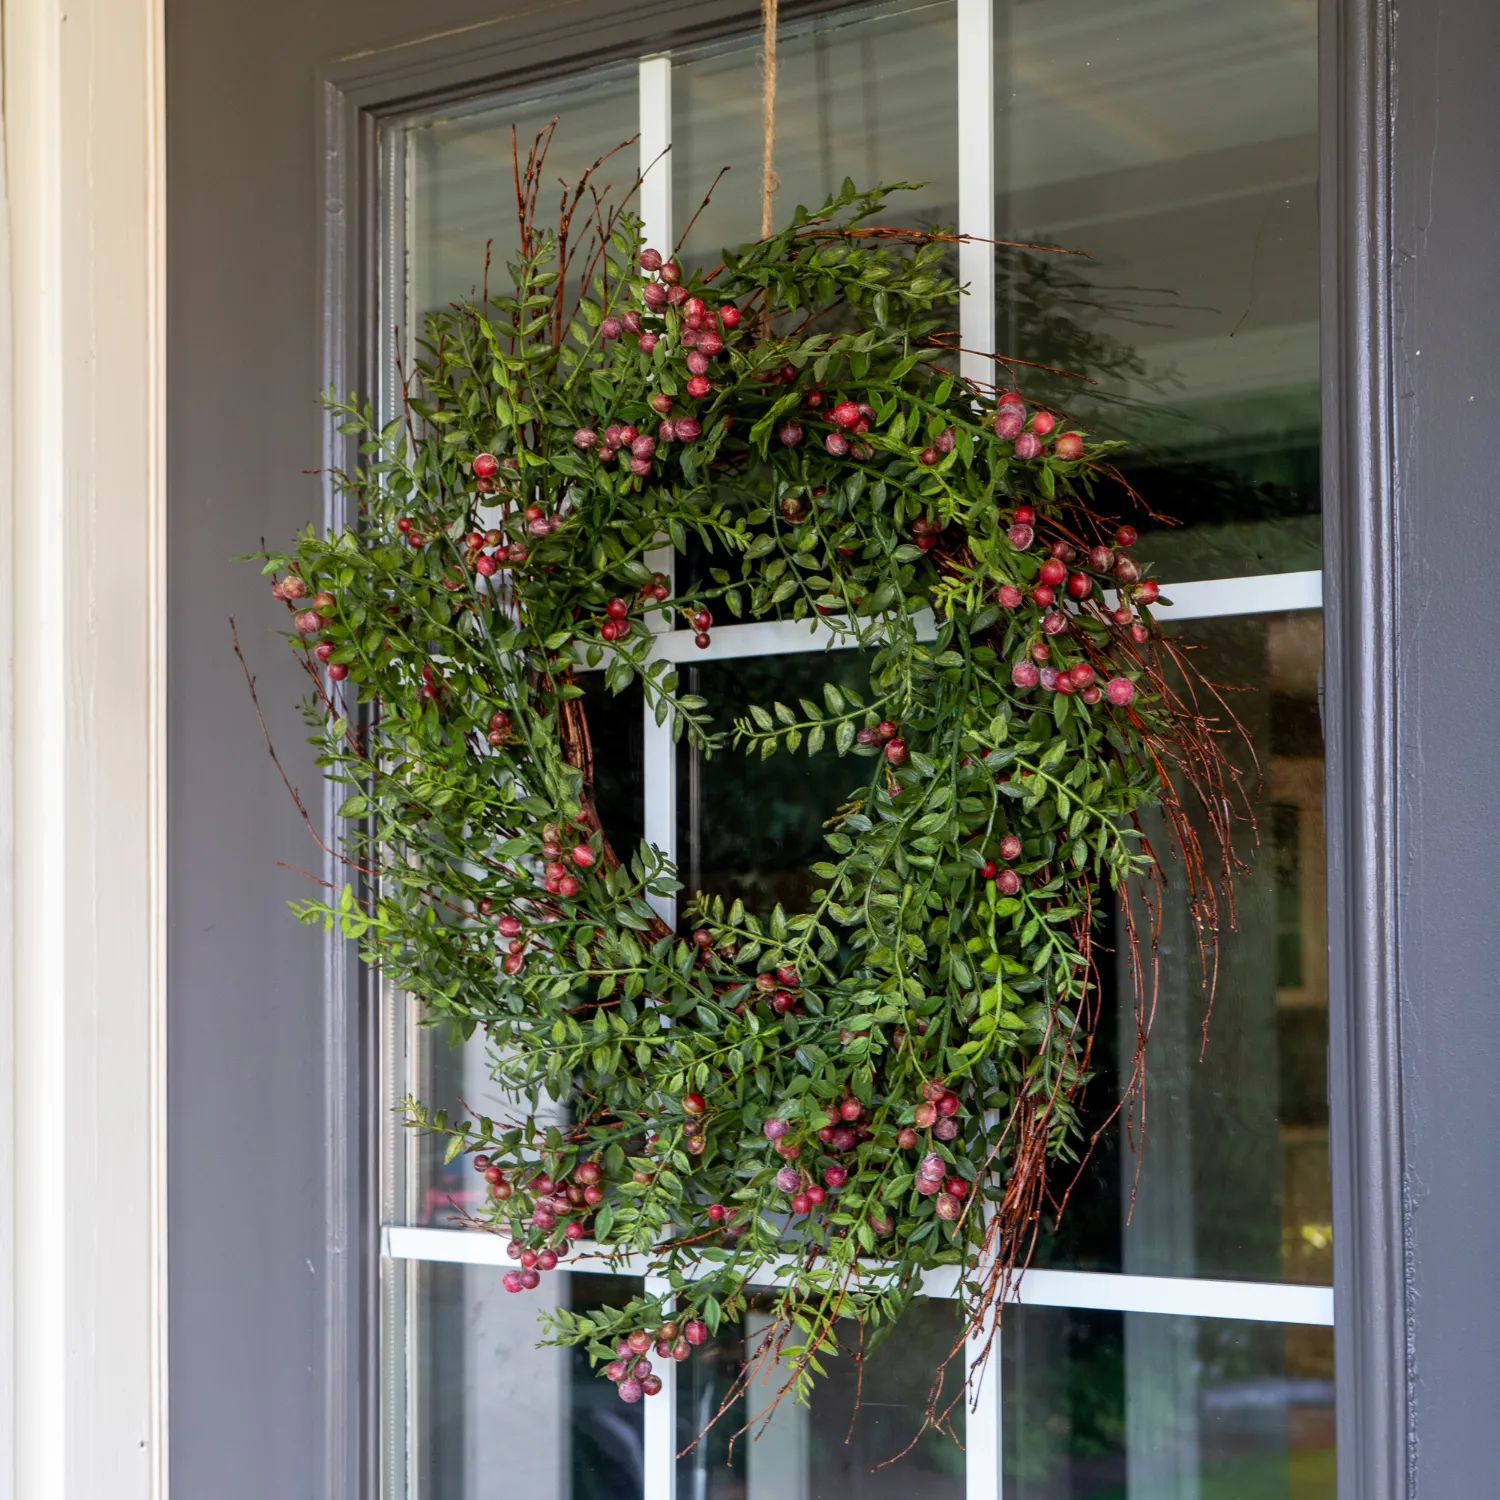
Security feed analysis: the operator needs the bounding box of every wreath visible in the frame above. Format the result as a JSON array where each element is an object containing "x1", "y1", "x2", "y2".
[{"x1": 251, "y1": 138, "x2": 1243, "y2": 1440}]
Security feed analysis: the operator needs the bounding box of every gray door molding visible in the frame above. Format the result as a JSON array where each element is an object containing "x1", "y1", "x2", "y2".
[
  {"x1": 1320, "y1": 0, "x2": 1406, "y2": 1495},
  {"x1": 1324, "y1": 0, "x2": 1500, "y2": 1493}
]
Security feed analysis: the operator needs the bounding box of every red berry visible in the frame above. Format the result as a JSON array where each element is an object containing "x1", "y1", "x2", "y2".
[
  {"x1": 693, "y1": 632, "x2": 711, "y2": 650},
  {"x1": 684, "y1": 1320, "x2": 708, "y2": 1345},
  {"x1": 1014, "y1": 506, "x2": 1036, "y2": 524},
  {"x1": 1055, "y1": 432, "x2": 1084, "y2": 460},
  {"x1": 839, "y1": 1097, "x2": 863, "y2": 1122},
  {"x1": 999, "y1": 834, "x2": 1022, "y2": 860},
  {"x1": 919, "y1": 447, "x2": 940, "y2": 466},
  {"x1": 686, "y1": 375, "x2": 711, "y2": 398},
  {"x1": 806, "y1": 1184, "x2": 826, "y2": 1206},
  {"x1": 707, "y1": 1203, "x2": 727, "y2": 1222},
  {"x1": 824, "y1": 1165, "x2": 848, "y2": 1189},
  {"x1": 995, "y1": 869, "x2": 1022, "y2": 895},
  {"x1": 1011, "y1": 661, "x2": 1040, "y2": 689},
  {"x1": 1135, "y1": 579, "x2": 1160, "y2": 604},
  {"x1": 831, "y1": 400, "x2": 862, "y2": 428},
  {"x1": 473, "y1": 452, "x2": 499, "y2": 479},
  {"x1": 1031, "y1": 411, "x2": 1056, "y2": 436},
  {"x1": 982, "y1": 860, "x2": 998, "y2": 879},
  {"x1": 691, "y1": 609, "x2": 712, "y2": 632},
  {"x1": 994, "y1": 403, "x2": 1025, "y2": 440},
  {"x1": 791, "y1": 1192, "x2": 812, "y2": 1214},
  {"x1": 914, "y1": 1101, "x2": 938, "y2": 1128},
  {"x1": 1014, "y1": 432, "x2": 1042, "y2": 460},
  {"x1": 1031, "y1": 586, "x2": 1054, "y2": 608},
  {"x1": 998, "y1": 584, "x2": 1023, "y2": 609},
  {"x1": 898, "y1": 1127, "x2": 919, "y2": 1150},
  {"x1": 1115, "y1": 524, "x2": 1138, "y2": 547},
  {"x1": 572, "y1": 844, "x2": 596, "y2": 867},
  {"x1": 1066, "y1": 572, "x2": 1092, "y2": 599},
  {"x1": 720, "y1": 305, "x2": 741, "y2": 328},
  {"x1": 683, "y1": 1092, "x2": 707, "y2": 1117},
  {"x1": 883, "y1": 739, "x2": 909, "y2": 766},
  {"x1": 476, "y1": 555, "x2": 498, "y2": 577},
  {"x1": 396, "y1": 517, "x2": 412, "y2": 532},
  {"x1": 1106, "y1": 677, "x2": 1137, "y2": 706},
  {"x1": 1039, "y1": 559, "x2": 1067, "y2": 586}
]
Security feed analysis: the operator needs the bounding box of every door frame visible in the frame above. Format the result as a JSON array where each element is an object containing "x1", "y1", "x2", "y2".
[{"x1": 2, "y1": 0, "x2": 1481, "y2": 1491}]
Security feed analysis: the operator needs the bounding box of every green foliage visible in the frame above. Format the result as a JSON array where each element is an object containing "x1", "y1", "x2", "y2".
[{"x1": 256, "y1": 174, "x2": 1230, "y2": 1417}]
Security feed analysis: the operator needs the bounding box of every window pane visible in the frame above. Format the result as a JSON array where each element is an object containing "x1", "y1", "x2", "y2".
[
  {"x1": 995, "y1": 0, "x2": 1319, "y2": 579},
  {"x1": 1033, "y1": 612, "x2": 1329, "y2": 1284},
  {"x1": 1003, "y1": 1307, "x2": 1335, "y2": 1499},
  {"x1": 404, "y1": 1264, "x2": 644, "y2": 1500},
  {"x1": 673, "y1": 0, "x2": 960, "y2": 272},
  {"x1": 678, "y1": 1297, "x2": 966, "y2": 1499},
  {"x1": 396, "y1": 673, "x2": 645, "y2": 1223},
  {"x1": 402, "y1": 67, "x2": 640, "y2": 334},
  {"x1": 677, "y1": 649, "x2": 875, "y2": 919}
]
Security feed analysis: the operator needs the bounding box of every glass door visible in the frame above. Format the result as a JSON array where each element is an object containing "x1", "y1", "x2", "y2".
[{"x1": 377, "y1": 2, "x2": 1330, "y2": 1495}]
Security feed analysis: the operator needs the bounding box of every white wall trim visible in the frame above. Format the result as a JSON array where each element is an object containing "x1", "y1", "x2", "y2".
[{"x1": 2, "y1": 0, "x2": 168, "y2": 1494}]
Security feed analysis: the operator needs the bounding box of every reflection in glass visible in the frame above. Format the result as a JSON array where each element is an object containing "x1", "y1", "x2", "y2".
[
  {"x1": 1003, "y1": 1308, "x2": 1335, "y2": 1500},
  {"x1": 677, "y1": 1298, "x2": 966, "y2": 1500},
  {"x1": 402, "y1": 68, "x2": 640, "y2": 340},
  {"x1": 673, "y1": 0, "x2": 959, "y2": 272},
  {"x1": 409, "y1": 1265, "x2": 643, "y2": 1500},
  {"x1": 1032, "y1": 612, "x2": 1329, "y2": 1285},
  {"x1": 678, "y1": 650, "x2": 876, "y2": 921},
  {"x1": 994, "y1": 0, "x2": 1320, "y2": 579}
]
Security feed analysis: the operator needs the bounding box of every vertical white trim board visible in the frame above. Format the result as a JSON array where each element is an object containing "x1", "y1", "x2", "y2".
[{"x1": 2, "y1": 0, "x2": 168, "y2": 1496}]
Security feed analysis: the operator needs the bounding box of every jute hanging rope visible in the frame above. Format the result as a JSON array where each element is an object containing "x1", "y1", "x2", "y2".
[{"x1": 760, "y1": 0, "x2": 779, "y2": 237}]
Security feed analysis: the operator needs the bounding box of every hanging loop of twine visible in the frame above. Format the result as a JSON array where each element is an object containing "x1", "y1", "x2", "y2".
[{"x1": 760, "y1": 0, "x2": 780, "y2": 239}]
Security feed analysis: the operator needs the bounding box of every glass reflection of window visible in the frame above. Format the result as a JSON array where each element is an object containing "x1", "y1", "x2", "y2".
[{"x1": 378, "y1": 3, "x2": 1334, "y2": 1497}]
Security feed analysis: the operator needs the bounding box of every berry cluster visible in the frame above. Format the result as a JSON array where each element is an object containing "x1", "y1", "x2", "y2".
[{"x1": 600, "y1": 1317, "x2": 707, "y2": 1403}]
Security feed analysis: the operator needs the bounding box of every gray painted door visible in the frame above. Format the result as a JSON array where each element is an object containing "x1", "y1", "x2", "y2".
[{"x1": 167, "y1": 0, "x2": 1500, "y2": 1496}]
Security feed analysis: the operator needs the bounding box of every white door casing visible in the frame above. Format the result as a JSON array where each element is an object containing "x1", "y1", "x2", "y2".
[{"x1": 1, "y1": 0, "x2": 167, "y2": 1496}]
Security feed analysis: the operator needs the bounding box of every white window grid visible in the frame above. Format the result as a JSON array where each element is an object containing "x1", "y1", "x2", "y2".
[{"x1": 379, "y1": 11, "x2": 1332, "y2": 1498}]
